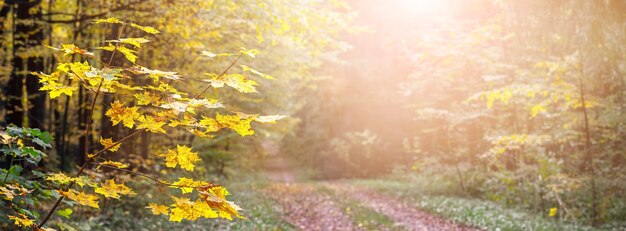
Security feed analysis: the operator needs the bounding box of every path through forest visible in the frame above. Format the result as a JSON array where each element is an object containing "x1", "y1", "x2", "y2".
[{"x1": 261, "y1": 155, "x2": 480, "y2": 231}]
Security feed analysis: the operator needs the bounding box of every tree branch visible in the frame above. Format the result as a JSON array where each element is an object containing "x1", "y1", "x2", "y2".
[{"x1": 42, "y1": 0, "x2": 147, "y2": 24}]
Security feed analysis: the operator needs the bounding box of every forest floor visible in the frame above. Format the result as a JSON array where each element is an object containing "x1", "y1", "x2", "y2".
[{"x1": 260, "y1": 155, "x2": 480, "y2": 231}]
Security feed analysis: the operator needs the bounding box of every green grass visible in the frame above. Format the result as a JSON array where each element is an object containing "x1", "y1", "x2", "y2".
[{"x1": 351, "y1": 179, "x2": 601, "y2": 231}]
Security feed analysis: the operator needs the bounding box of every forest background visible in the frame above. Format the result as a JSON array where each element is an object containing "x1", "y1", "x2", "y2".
[{"x1": 1, "y1": 0, "x2": 626, "y2": 230}]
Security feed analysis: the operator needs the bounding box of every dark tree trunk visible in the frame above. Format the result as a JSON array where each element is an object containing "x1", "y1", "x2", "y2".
[{"x1": 4, "y1": 0, "x2": 46, "y2": 129}]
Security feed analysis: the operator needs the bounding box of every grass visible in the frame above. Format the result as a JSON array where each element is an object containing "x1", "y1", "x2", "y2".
[
  {"x1": 314, "y1": 184, "x2": 402, "y2": 231},
  {"x1": 351, "y1": 179, "x2": 601, "y2": 231}
]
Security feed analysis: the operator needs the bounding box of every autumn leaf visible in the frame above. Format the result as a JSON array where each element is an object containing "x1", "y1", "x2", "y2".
[
  {"x1": 162, "y1": 145, "x2": 200, "y2": 171},
  {"x1": 134, "y1": 91, "x2": 160, "y2": 105},
  {"x1": 94, "y1": 179, "x2": 135, "y2": 199},
  {"x1": 0, "y1": 186, "x2": 16, "y2": 201},
  {"x1": 0, "y1": 184, "x2": 30, "y2": 201},
  {"x1": 170, "y1": 177, "x2": 210, "y2": 194},
  {"x1": 46, "y1": 43, "x2": 94, "y2": 56},
  {"x1": 8, "y1": 213, "x2": 34, "y2": 227},
  {"x1": 255, "y1": 115, "x2": 287, "y2": 124},
  {"x1": 137, "y1": 115, "x2": 167, "y2": 133},
  {"x1": 198, "y1": 186, "x2": 244, "y2": 220},
  {"x1": 34, "y1": 70, "x2": 77, "y2": 98},
  {"x1": 46, "y1": 172, "x2": 73, "y2": 184},
  {"x1": 216, "y1": 113, "x2": 254, "y2": 137},
  {"x1": 203, "y1": 73, "x2": 258, "y2": 93},
  {"x1": 130, "y1": 23, "x2": 160, "y2": 34},
  {"x1": 108, "y1": 37, "x2": 151, "y2": 48},
  {"x1": 129, "y1": 66, "x2": 181, "y2": 81},
  {"x1": 199, "y1": 117, "x2": 220, "y2": 133},
  {"x1": 57, "y1": 189, "x2": 99, "y2": 208},
  {"x1": 105, "y1": 100, "x2": 140, "y2": 128},
  {"x1": 39, "y1": 82, "x2": 76, "y2": 99},
  {"x1": 96, "y1": 43, "x2": 116, "y2": 51},
  {"x1": 99, "y1": 160, "x2": 129, "y2": 169},
  {"x1": 92, "y1": 17, "x2": 123, "y2": 24},
  {"x1": 99, "y1": 137, "x2": 121, "y2": 152},
  {"x1": 146, "y1": 203, "x2": 169, "y2": 215},
  {"x1": 239, "y1": 47, "x2": 260, "y2": 58},
  {"x1": 240, "y1": 65, "x2": 274, "y2": 79},
  {"x1": 168, "y1": 196, "x2": 218, "y2": 222},
  {"x1": 116, "y1": 45, "x2": 138, "y2": 63}
]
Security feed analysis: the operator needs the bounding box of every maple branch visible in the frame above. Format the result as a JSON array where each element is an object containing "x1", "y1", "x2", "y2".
[
  {"x1": 40, "y1": 25, "x2": 133, "y2": 227},
  {"x1": 38, "y1": 130, "x2": 142, "y2": 228},
  {"x1": 92, "y1": 163, "x2": 219, "y2": 189}
]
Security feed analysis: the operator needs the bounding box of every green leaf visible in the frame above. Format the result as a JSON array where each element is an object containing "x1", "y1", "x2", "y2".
[
  {"x1": 8, "y1": 165, "x2": 23, "y2": 176},
  {"x1": 56, "y1": 208, "x2": 73, "y2": 219}
]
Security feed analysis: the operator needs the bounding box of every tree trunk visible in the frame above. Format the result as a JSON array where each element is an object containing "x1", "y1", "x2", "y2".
[{"x1": 4, "y1": 0, "x2": 46, "y2": 129}]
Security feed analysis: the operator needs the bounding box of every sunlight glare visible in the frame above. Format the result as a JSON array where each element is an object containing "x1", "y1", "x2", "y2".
[{"x1": 398, "y1": 0, "x2": 445, "y2": 14}]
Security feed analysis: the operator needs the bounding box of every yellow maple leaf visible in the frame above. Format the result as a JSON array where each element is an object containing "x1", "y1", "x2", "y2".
[
  {"x1": 99, "y1": 160, "x2": 129, "y2": 169},
  {"x1": 162, "y1": 145, "x2": 200, "y2": 171},
  {"x1": 216, "y1": 113, "x2": 254, "y2": 137},
  {"x1": 92, "y1": 17, "x2": 123, "y2": 24},
  {"x1": 46, "y1": 173, "x2": 94, "y2": 187},
  {"x1": 99, "y1": 137, "x2": 121, "y2": 152},
  {"x1": 105, "y1": 100, "x2": 140, "y2": 128},
  {"x1": 57, "y1": 189, "x2": 99, "y2": 208},
  {"x1": 94, "y1": 179, "x2": 135, "y2": 199},
  {"x1": 146, "y1": 203, "x2": 169, "y2": 215},
  {"x1": 170, "y1": 177, "x2": 210, "y2": 194},
  {"x1": 168, "y1": 196, "x2": 194, "y2": 222},
  {"x1": 5, "y1": 184, "x2": 31, "y2": 197},
  {"x1": 134, "y1": 91, "x2": 160, "y2": 105},
  {"x1": 193, "y1": 198, "x2": 219, "y2": 219},
  {"x1": 199, "y1": 117, "x2": 221, "y2": 133},
  {"x1": 240, "y1": 64, "x2": 274, "y2": 79},
  {"x1": 39, "y1": 81, "x2": 76, "y2": 99},
  {"x1": 46, "y1": 172, "x2": 73, "y2": 185},
  {"x1": 137, "y1": 115, "x2": 167, "y2": 133},
  {"x1": 167, "y1": 196, "x2": 218, "y2": 222},
  {"x1": 114, "y1": 37, "x2": 150, "y2": 48},
  {"x1": 130, "y1": 23, "x2": 160, "y2": 34},
  {"x1": 8, "y1": 213, "x2": 34, "y2": 227},
  {"x1": 33, "y1": 71, "x2": 60, "y2": 84},
  {"x1": 60, "y1": 43, "x2": 94, "y2": 56},
  {"x1": 203, "y1": 73, "x2": 258, "y2": 93},
  {"x1": 198, "y1": 186, "x2": 244, "y2": 220},
  {"x1": 96, "y1": 43, "x2": 116, "y2": 51}
]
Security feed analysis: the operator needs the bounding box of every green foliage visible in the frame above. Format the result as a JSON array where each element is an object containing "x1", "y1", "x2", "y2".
[
  {"x1": 0, "y1": 126, "x2": 54, "y2": 229},
  {"x1": 355, "y1": 179, "x2": 600, "y2": 231}
]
